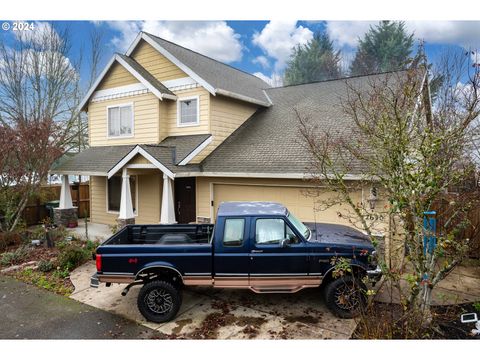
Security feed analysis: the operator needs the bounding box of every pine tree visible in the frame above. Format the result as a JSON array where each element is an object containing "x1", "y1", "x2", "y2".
[
  {"x1": 284, "y1": 31, "x2": 342, "y2": 86},
  {"x1": 350, "y1": 21, "x2": 414, "y2": 76}
]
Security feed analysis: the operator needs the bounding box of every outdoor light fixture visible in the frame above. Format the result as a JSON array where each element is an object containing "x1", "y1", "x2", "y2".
[{"x1": 367, "y1": 186, "x2": 378, "y2": 210}]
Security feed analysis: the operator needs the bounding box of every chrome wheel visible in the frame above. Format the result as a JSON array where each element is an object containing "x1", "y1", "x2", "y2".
[
  {"x1": 334, "y1": 282, "x2": 361, "y2": 311},
  {"x1": 145, "y1": 288, "x2": 173, "y2": 315}
]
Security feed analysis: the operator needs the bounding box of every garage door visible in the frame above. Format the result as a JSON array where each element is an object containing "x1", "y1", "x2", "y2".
[{"x1": 213, "y1": 183, "x2": 320, "y2": 222}]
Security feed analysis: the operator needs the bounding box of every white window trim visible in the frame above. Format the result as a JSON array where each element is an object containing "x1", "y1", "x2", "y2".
[
  {"x1": 106, "y1": 175, "x2": 139, "y2": 216},
  {"x1": 106, "y1": 102, "x2": 135, "y2": 139},
  {"x1": 177, "y1": 96, "x2": 200, "y2": 128}
]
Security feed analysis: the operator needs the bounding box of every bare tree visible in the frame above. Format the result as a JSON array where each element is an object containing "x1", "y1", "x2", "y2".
[
  {"x1": 297, "y1": 47, "x2": 480, "y2": 325},
  {"x1": 0, "y1": 23, "x2": 82, "y2": 231}
]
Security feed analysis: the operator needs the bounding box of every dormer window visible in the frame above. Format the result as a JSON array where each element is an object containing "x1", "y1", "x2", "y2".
[
  {"x1": 107, "y1": 103, "x2": 133, "y2": 138},
  {"x1": 177, "y1": 96, "x2": 199, "y2": 127}
]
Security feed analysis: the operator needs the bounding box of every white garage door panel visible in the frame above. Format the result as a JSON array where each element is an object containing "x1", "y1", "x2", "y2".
[{"x1": 213, "y1": 184, "x2": 320, "y2": 222}]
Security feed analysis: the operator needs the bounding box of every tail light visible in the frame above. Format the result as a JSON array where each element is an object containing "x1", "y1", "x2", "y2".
[{"x1": 96, "y1": 254, "x2": 102, "y2": 272}]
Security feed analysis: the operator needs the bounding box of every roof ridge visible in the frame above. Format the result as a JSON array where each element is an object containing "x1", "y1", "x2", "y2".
[
  {"x1": 142, "y1": 31, "x2": 271, "y2": 88},
  {"x1": 266, "y1": 68, "x2": 410, "y2": 91}
]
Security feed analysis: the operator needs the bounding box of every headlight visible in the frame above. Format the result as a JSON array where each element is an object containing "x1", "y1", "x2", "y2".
[{"x1": 369, "y1": 250, "x2": 378, "y2": 267}]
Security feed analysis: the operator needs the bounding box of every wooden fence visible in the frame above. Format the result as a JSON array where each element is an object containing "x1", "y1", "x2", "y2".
[{"x1": 22, "y1": 182, "x2": 90, "y2": 226}]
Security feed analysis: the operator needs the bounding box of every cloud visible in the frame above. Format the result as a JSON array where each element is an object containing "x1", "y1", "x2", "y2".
[
  {"x1": 253, "y1": 71, "x2": 283, "y2": 87},
  {"x1": 253, "y1": 55, "x2": 270, "y2": 69},
  {"x1": 326, "y1": 21, "x2": 480, "y2": 50},
  {"x1": 252, "y1": 21, "x2": 313, "y2": 71},
  {"x1": 326, "y1": 21, "x2": 376, "y2": 48},
  {"x1": 107, "y1": 21, "x2": 243, "y2": 63}
]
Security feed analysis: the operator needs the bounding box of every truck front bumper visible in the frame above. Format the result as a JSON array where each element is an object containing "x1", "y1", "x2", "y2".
[{"x1": 366, "y1": 265, "x2": 382, "y2": 284}]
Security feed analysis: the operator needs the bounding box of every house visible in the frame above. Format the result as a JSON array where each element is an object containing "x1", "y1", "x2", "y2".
[{"x1": 50, "y1": 31, "x2": 391, "y2": 235}]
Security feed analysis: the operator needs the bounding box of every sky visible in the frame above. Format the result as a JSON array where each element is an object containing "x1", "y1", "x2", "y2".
[{"x1": 1, "y1": 20, "x2": 480, "y2": 89}]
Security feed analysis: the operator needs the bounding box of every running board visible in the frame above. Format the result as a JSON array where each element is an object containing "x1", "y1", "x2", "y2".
[{"x1": 250, "y1": 284, "x2": 318, "y2": 294}]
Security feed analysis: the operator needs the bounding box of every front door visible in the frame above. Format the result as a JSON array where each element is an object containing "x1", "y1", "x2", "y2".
[{"x1": 174, "y1": 177, "x2": 196, "y2": 224}]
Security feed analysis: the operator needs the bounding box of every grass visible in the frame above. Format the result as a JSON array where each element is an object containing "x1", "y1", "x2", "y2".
[{"x1": 13, "y1": 267, "x2": 74, "y2": 296}]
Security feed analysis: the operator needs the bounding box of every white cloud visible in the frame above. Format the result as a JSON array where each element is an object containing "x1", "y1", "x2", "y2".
[
  {"x1": 253, "y1": 55, "x2": 270, "y2": 69},
  {"x1": 107, "y1": 21, "x2": 243, "y2": 63},
  {"x1": 252, "y1": 21, "x2": 313, "y2": 71},
  {"x1": 326, "y1": 21, "x2": 376, "y2": 48},
  {"x1": 253, "y1": 71, "x2": 283, "y2": 87},
  {"x1": 326, "y1": 21, "x2": 480, "y2": 50}
]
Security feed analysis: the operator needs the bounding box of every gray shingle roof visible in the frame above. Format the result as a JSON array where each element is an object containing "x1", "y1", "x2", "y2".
[
  {"x1": 116, "y1": 54, "x2": 175, "y2": 97},
  {"x1": 144, "y1": 32, "x2": 271, "y2": 106},
  {"x1": 201, "y1": 72, "x2": 406, "y2": 176},
  {"x1": 50, "y1": 134, "x2": 210, "y2": 175}
]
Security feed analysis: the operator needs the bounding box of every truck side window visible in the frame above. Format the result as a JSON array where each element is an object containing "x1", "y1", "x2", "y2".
[
  {"x1": 223, "y1": 218, "x2": 245, "y2": 246},
  {"x1": 256, "y1": 218, "x2": 299, "y2": 245}
]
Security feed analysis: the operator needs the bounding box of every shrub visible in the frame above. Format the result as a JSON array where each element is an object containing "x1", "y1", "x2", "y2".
[
  {"x1": 57, "y1": 244, "x2": 90, "y2": 271},
  {"x1": 0, "y1": 246, "x2": 29, "y2": 266},
  {"x1": 0, "y1": 231, "x2": 22, "y2": 251},
  {"x1": 38, "y1": 260, "x2": 54, "y2": 273}
]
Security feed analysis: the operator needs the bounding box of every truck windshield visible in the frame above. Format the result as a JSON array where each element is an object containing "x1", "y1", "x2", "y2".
[{"x1": 287, "y1": 212, "x2": 311, "y2": 240}]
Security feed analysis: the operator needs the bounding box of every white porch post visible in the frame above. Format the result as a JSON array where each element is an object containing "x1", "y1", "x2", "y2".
[
  {"x1": 118, "y1": 168, "x2": 135, "y2": 220},
  {"x1": 59, "y1": 175, "x2": 73, "y2": 209},
  {"x1": 160, "y1": 173, "x2": 176, "y2": 224}
]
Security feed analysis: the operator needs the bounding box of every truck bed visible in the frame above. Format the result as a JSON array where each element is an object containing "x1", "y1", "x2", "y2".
[{"x1": 103, "y1": 224, "x2": 214, "y2": 246}]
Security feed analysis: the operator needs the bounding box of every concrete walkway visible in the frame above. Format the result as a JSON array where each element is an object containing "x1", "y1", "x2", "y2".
[
  {"x1": 0, "y1": 275, "x2": 156, "y2": 339},
  {"x1": 69, "y1": 222, "x2": 111, "y2": 242},
  {"x1": 70, "y1": 261, "x2": 357, "y2": 339}
]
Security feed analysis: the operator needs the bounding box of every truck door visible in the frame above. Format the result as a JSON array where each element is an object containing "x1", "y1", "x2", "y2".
[
  {"x1": 248, "y1": 217, "x2": 312, "y2": 290},
  {"x1": 213, "y1": 217, "x2": 251, "y2": 288}
]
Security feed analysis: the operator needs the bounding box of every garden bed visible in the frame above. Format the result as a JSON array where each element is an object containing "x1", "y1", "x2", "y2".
[
  {"x1": 0, "y1": 225, "x2": 99, "y2": 296},
  {"x1": 353, "y1": 301, "x2": 480, "y2": 339}
]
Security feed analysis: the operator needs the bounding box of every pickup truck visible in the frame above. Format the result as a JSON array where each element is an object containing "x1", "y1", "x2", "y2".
[{"x1": 91, "y1": 202, "x2": 381, "y2": 323}]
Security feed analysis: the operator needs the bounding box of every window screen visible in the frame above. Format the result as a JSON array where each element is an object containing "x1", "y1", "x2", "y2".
[
  {"x1": 108, "y1": 105, "x2": 132, "y2": 136},
  {"x1": 179, "y1": 98, "x2": 198, "y2": 125}
]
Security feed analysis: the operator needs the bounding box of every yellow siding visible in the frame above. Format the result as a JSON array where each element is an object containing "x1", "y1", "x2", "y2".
[
  {"x1": 97, "y1": 62, "x2": 138, "y2": 90},
  {"x1": 88, "y1": 92, "x2": 160, "y2": 146},
  {"x1": 131, "y1": 40, "x2": 187, "y2": 81},
  {"x1": 135, "y1": 172, "x2": 161, "y2": 224},
  {"x1": 163, "y1": 87, "x2": 210, "y2": 136},
  {"x1": 129, "y1": 154, "x2": 150, "y2": 164},
  {"x1": 90, "y1": 172, "x2": 162, "y2": 225},
  {"x1": 90, "y1": 176, "x2": 117, "y2": 225},
  {"x1": 191, "y1": 95, "x2": 258, "y2": 163}
]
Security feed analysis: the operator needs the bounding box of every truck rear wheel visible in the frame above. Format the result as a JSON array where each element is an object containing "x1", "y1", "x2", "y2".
[
  {"x1": 137, "y1": 280, "x2": 182, "y2": 323},
  {"x1": 324, "y1": 275, "x2": 366, "y2": 318}
]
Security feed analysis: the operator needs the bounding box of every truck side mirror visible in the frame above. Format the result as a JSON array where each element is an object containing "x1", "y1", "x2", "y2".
[{"x1": 280, "y1": 237, "x2": 290, "y2": 248}]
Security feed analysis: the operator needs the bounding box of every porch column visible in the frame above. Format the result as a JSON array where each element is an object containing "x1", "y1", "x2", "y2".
[
  {"x1": 54, "y1": 175, "x2": 78, "y2": 227},
  {"x1": 118, "y1": 168, "x2": 135, "y2": 227},
  {"x1": 59, "y1": 175, "x2": 73, "y2": 209},
  {"x1": 160, "y1": 173, "x2": 176, "y2": 224}
]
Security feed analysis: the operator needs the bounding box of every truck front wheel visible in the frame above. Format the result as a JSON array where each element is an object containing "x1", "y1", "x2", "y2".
[
  {"x1": 324, "y1": 275, "x2": 366, "y2": 318},
  {"x1": 137, "y1": 280, "x2": 182, "y2": 323}
]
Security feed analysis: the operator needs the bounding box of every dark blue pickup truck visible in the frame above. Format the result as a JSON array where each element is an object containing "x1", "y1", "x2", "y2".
[{"x1": 91, "y1": 202, "x2": 381, "y2": 323}]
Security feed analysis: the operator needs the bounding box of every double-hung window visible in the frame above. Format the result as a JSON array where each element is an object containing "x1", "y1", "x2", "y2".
[
  {"x1": 108, "y1": 103, "x2": 133, "y2": 137},
  {"x1": 177, "y1": 96, "x2": 199, "y2": 126}
]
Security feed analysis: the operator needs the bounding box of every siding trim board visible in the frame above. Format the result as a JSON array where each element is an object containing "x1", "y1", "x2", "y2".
[
  {"x1": 178, "y1": 136, "x2": 213, "y2": 165},
  {"x1": 107, "y1": 145, "x2": 175, "y2": 180}
]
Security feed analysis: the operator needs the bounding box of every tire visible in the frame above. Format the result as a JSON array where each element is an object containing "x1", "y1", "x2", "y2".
[
  {"x1": 324, "y1": 275, "x2": 367, "y2": 319},
  {"x1": 137, "y1": 280, "x2": 182, "y2": 323}
]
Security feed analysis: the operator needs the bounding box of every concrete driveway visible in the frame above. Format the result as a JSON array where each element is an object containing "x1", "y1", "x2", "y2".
[{"x1": 70, "y1": 261, "x2": 357, "y2": 339}]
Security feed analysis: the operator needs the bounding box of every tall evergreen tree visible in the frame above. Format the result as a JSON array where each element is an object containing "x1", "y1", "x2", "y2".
[
  {"x1": 284, "y1": 31, "x2": 342, "y2": 86},
  {"x1": 350, "y1": 21, "x2": 414, "y2": 76}
]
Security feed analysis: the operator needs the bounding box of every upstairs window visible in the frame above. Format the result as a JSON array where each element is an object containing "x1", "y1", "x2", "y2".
[
  {"x1": 177, "y1": 96, "x2": 199, "y2": 126},
  {"x1": 108, "y1": 103, "x2": 133, "y2": 137}
]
